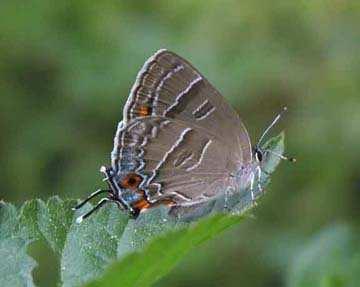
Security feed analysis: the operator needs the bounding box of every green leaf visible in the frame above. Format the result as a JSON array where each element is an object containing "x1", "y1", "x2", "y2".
[
  {"x1": 38, "y1": 197, "x2": 77, "y2": 255},
  {"x1": 18, "y1": 200, "x2": 44, "y2": 241},
  {"x1": 0, "y1": 237, "x2": 37, "y2": 287},
  {"x1": 61, "y1": 204, "x2": 128, "y2": 287},
  {"x1": 85, "y1": 214, "x2": 244, "y2": 287},
  {"x1": 116, "y1": 206, "x2": 183, "y2": 259},
  {"x1": 0, "y1": 198, "x2": 77, "y2": 287},
  {"x1": 0, "y1": 202, "x2": 36, "y2": 287},
  {"x1": 0, "y1": 202, "x2": 18, "y2": 240}
]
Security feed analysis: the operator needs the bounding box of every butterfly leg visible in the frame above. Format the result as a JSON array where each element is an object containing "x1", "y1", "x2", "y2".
[
  {"x1": 75, "y1": 197, "x2": 110, "y2": 223},
  {"x1": 73, "y1": 189, "x2": 110, "y2": 210},
  {"x1": 250, "y1": 172, "x2": 255, "y2": 201},
  {"x1": 257, "y1": 166, "x2": 263, "y2": 193}
]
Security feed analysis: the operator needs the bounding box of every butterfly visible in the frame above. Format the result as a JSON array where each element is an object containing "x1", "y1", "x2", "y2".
[{"x1": 74, "y1": 49, "x2": 294, "y2": 222}]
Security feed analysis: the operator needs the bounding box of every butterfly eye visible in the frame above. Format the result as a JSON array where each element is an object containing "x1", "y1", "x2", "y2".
[
  {"x1": 121, "y1": 173, "x2": 143, "y2": 189},
  {"x1": 255, "y1": 149, "x2": 263, "y2": 162}
]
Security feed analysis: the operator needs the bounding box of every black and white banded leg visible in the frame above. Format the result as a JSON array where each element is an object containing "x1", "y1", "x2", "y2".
[
  {"x1": 250, "y1": 172, "x2": 255, "y2": 201},
  {"x1": 256, "y1": 165, "x2": 263, "y2": 193},
  {"x1": 76, "y1": 198, "x2": 110, "y2": 223},
  {"x1": 73, "y1": 189, "x2": 110, "y2": 210},
  {"x1": 250, "y1": 166, "x2": 264, "y2": 203}
]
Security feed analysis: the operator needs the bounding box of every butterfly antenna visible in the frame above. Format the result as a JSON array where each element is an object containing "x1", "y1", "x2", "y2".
[
  {"x1": 264, "y1": 149, "x2": 296, "y2": 163},
  {"x1": 257, "y1": 106, "x2": 296, "y2": 163},
  {"x1": 257, "y1": 106, "x2": 288, "y2": 147},
  {"x1": 76, "y1": 198, "x2": 110, "y2": 223}
]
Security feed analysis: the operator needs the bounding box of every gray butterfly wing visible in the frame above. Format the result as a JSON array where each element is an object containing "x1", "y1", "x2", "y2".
[
  {"x1": 112, "y1": 116, "x2": 237, "y2": 205},
  {"x1": 122, "y1": 49, "x2": 252, "y2": 165}
]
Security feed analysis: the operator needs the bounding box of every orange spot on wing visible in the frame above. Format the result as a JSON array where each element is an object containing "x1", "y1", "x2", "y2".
[
  {"x1": 137, "y1": 105, "x2": 152, "y2": 117},
  {"x1": 132, "y1": 195, "x2": 176, "y2": 213},
  {"x1": 120, "y1": 173, "x2": 143, "y2": 190},
  {"x1": 133, "y1": 198, "x2": 150, "y2": 210}
]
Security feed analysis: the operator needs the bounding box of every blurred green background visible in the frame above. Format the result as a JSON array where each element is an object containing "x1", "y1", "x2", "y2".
[{"x1": 1, "y1": 1, "x2": 359, "y2": 286}]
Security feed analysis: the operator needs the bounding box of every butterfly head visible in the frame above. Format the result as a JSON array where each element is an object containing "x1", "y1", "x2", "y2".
[{"x1": 254, "y1": 106, "x2": 296, "y2": 165}]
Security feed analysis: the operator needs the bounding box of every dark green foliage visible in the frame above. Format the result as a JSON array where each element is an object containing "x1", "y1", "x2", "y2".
[{"x1": 286, "y1": 224, "x2": 360, "y2": 287}]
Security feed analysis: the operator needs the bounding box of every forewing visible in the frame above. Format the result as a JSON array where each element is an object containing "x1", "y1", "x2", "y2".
[
  {"x1": 111, "y1": 117, "x2": 237, "y2": 205},
  {"x1": 123, "y1": 49, "x2": 252, "y2": 164}
]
